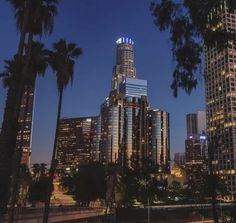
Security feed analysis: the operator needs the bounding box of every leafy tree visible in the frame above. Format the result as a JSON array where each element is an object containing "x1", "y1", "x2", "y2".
[
  {"x1": 119, "y1": 166, "x2": 163, "y2": 205},
  {"x1": 43, "y1": 39, "x2": 82, "y2": 222},
  {"x1": 150, "y1": 0, "x2": 236, "y2": 96},
  {"x1": 32, "y1": 163, "x2": 48, "y2": 180},
  {"x1": 28, "y1": 176, "x2": 51, "y2": 207},
  {"x1": 27, "y1": 163, "x2": 51, "y2": 207},
  {"x1": 60, "y1": 162, "x2": 106, "y2": 205}
]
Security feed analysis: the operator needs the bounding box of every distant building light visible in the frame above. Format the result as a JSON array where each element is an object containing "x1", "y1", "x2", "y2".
[
  {"x1": 189, "y1": 135, "x2": 193, "y2": 139},
  {"x1": 200, "y1": 135, "x2": 207, "y2": 140}
]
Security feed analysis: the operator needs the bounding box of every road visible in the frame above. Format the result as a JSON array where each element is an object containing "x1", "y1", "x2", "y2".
[{"x1": 4, "y1": 206, "x2": 106, "y2": 223}]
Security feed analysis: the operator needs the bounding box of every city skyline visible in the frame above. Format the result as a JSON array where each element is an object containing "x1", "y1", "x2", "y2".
[{"x1": 0, "y1": 0, "x2": 205, "y2": 164}]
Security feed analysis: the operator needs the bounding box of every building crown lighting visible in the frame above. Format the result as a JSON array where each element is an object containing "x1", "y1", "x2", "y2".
[{"x1": 116, "y1": 37, "x2": 134, "y2": 45}]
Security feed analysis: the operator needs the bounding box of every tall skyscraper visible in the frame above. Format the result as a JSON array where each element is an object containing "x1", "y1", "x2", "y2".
[
  {"x1": 120, "y1": 78, "x2": 148, "y2": 167},
  {"x1": 148, "y1": 109, "x2": 170, "y2": 172},
  {"x1": 112, "y1": 37, "x2": 136, "y2": 92},
  {"x1": 98, "y1": 37, "x2": 151, "y2": 168},
  {"x1": 56, "y1": 116, "x2": 97, "y2": 173},
  {"x1": 99, "y1": 100, "x2": 121, "y2": 165},
  {"x1": 185, "y1": 134, "x2": 208, "y2": 167},
  {"x1": 185, "y1": 112, "x2": 207, "y2": 168},
  {"x1": 16, "y1": 88, "x2": 35, "y2": 166},
  {"x1": 186, "y1": 111, "x2": 206, "y2": 137},
  {"x1": 94, "y1": 37, "x2": 170, "y2": 171},
  {"x1": 205, "y1": 7, "x2": 236, "y2": 200}
]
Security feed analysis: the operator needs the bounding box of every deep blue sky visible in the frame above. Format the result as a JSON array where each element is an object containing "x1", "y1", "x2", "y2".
[{"x1": 0, "y1": 0, "x2": 205, "y2": 164}]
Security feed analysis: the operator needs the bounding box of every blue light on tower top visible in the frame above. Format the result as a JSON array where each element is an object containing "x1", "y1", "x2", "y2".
[{"x1": 116, "y1": 37, "x2": 134, "y2": 45}]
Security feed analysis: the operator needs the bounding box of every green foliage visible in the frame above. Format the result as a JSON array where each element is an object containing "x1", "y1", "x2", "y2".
[
  {"x1": 119, "y1": 165, "x2": 165, "y2": 205},
  {"x1": 0, "y1": 55, "x2": 23, "y2": 88},
  {"x1": 28, "y1": 163, "x2": 51, "y2": 205},
  {"x1": 7, "y1": 0, "x2": 59, "y2": 36},
  {"x1": 32, "y1": 163, "x2": 48, "y2": 179},
  {"x1": 46, "y1": 39, "x2": 82, "y2": 92},
  {"x1": 28, "y1": 176, "x2": 51, "y2": 204},
  {"x1": 60, "y1": 162, "x2": 106, "y2": 204},
  {"x1": 150, "y1": 0, "x2": 236, "y2": 96}
]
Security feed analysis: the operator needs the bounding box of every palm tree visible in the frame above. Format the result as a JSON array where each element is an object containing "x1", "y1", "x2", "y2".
[
  {"x1": 7, "y1": 42, "x2": 49, "y2": 223},
  {"x1": 0, "y1": 1, "x2": 58, "y2": 218},
  {"x1": 32, "y1": 163, "x2": 48, "y2": 180},
  {"x1": 43, "y1": 39, "x2": 82, "y2": 223},
  {"x1": 32, "y1": 164, "x2": 41, "y2": 180}
]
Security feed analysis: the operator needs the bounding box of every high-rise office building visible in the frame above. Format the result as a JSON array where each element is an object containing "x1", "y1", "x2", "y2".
[
  {"x1": 148, "y1": 109, "x2": 170, "y2": 172},
  {"x1": 185, "y1": 112, "x2": 207, "y2": 168},
  {"x1": 98, "y1": 37, "x2": 151, "y2": 168},
  {"x1": 205, "y1": 7, "x2": 236, "y2": 199},
  {"x1": 16, "y1": 88, "x2": 35, "y2": 166},
  {"x1": 186, "y1": 111, "x2": 206, "y2": 137},
  {"x1": 56, "y1": 116, "x2": 97, "y2": 173},
  {"x1": 95, "y1": 37, "x2": 170, "y2": 171},
  {"x1": 120, "y1": 78, "x2": 148, "y2": 167},
  {"x1": 185, "y1": 134, "x2": 208, "y2": 167},
  {"x1": 99, "y1": 100, "x2": 121, "y2": 165},
  {"x1": 112, "y1": 37, "x2": 136, "y2": 92}
]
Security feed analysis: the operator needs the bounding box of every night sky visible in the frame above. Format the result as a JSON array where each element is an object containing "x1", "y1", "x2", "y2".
[{"x1": 0, "y1": 0, "x2": 205, "y2": 165}]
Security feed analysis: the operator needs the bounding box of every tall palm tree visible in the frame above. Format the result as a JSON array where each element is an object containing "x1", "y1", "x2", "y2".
[
  {"x1": 43, "y1": 39, "x2": 82, "y2": 223},
  {"x1": 0, "y1": 1, "x2": 58, "y2": 218},
  {"x1": 7, "y1": 42, "x2": 49, "y2": 223}
]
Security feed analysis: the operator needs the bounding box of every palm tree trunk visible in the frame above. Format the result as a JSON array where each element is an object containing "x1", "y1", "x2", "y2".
[
  {"x1": 6, "y1": 30, "x2": 34, "y2": 222},
  {"x1": 0, "y1": 84, "x2": 25, "y2": 220},
  {"x1": 8, "y1": 86, "x2": 31, "y2": 223},
  {"x1": 17, "y1": 0, "x2": 30, "y2": 58},
  {"x1": 0, "y1": 3, "x2": 31, "y2": 220},
  {"x1": 0, "y1": 27, "x2": 34, "y2": 220},
  {"x1": 43, "y1": 90, "x2": 63, "y2": 223}
]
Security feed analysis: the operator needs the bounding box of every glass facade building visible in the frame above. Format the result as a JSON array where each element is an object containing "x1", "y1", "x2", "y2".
[
  {"x1": 99, "y1": 102, "x2": 122, "y2": 164},
  {"x1": 119, "y1": 78, "x2": 147, "y2": 98},
  {"x1": 148, "y1": 109, "x2": 170, "y2": 172},
  {"x1": 95, "y1": 37, "x2": 170, "y2": 171},
  {"x1": 186, "y1": 111, "x2": 206, "y2": 137}
]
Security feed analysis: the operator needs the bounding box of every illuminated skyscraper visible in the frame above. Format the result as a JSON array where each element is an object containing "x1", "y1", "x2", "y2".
[
  {"x1": 185, "y1": 112, "x2": 207, "y2": 167},
  {"x1": 96, "y1": 37, "x2": 170, "y2": 170},
  {"x1": 205, "y1": 7, "x2": 236, "y2": 199},
  {"x1": 112, "y1": 37, "x2": 136, "y2": 92},
  {"x1": 56, "y1": 116, "x2": 97, "y2": 173},
  {"x1": 98, "y1": 37, "x2": 150, "y2": 168},
  {"x1": 16, "y1": 88, "x2": 35, "y2": 166},
  {"x1": 148, "y1": 109, "x2": 170, "y2": 172},
  {"x1": 120, "y1": 78, "x2": 148, "y2": 167},
  {"x1": 99, "y1": 100, "x2": 121, "y2": 165}
]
